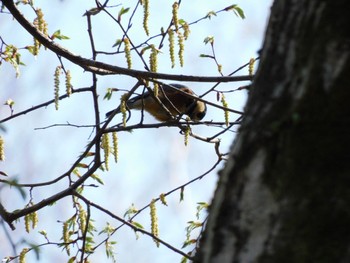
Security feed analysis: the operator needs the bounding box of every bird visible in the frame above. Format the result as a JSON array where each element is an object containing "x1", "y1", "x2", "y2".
[{"x1": 105, "y1": 84, "x2": 207, "y2": 122}]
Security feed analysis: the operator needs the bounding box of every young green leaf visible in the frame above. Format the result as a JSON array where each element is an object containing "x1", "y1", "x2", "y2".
[
  {"x1": 131, "y1": 221, "x2": 144, "y2": 229},
  {"x1": 225, "y1": 5, "x2": 245, "y2": 19},
  {"x1": 91, "y1": 174, "x2": 104, "y2": 185},
  {"x1": 112, "y1": 39, "x2": 123, "y2": 48},
  {"x1": 203, "y1": 36, "x2": 214, "y2": 45},
  {"x1": 118, "y1": 7, "x2": 130, "y2": 21},
  {"x1": 205, "y1": 11, "x2": 217, "y2": 19},
  {"x1": 51, "y1": 30, "x2": 70, "y2": 40}
]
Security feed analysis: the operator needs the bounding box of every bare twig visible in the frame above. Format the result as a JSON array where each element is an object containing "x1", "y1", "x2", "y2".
[
  {"x1": 0, "y1": 87, "x2": 91, "y2": 124},
  {"x1": 105, "y1": 120, "x2": 240, "y2": 133}
]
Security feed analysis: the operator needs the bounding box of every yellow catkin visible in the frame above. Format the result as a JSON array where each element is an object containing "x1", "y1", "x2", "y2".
[
  {"x1": 150, "y1": 199, "x2": 159, "y2": 247},
  {"x1": 248, "y1": 58, "x2": 255, "y2": 76},
  {"x1": 124, "y1": 38, "x2": 132, "y2": 69},
  {"x1": 35, "y1": 9, "x2": 48, "y2": 35},
  {"x1": 172, "y1": 2, "x2": 179, "y2": 32},
  {"x1": 153, "y1": 83, "x2": 159, "y2": 98},
  {"x1": 0, "y1": 136, "x2": 5, "y2": 161},
  {"x1": 32, "y1": 21, "x2": 40, "y2": 54},
  {"x1": 32, "y1": 8, "x2": 48, "y2": 55},
  {"x1": 77, "y1": 203, "x2": 86, "y2": 234},
  {"x1": 33, "y1": 38, "x2": 40, "y2": 56},
  {"x1": 142, "y1": 0, "x2": 150, "y2": 35},
  {"x1": 24, "y1": 202, "x2": 38, "y2": 233},
  {"x1": 24, "y1": 213, "x2": 30, "y2": 233},
  {"x1": 65, "y1": 70, "x2": 72, "y2": 97},
  {"x1": 182, "y1": 21, "x2": 190, "y2": 40},
  {"x1": 33, "y1": 17, "x2": 39, "y2": 29},
  {"x1": 54, "y1": 66, "x2": 61, "y2": 110},
  {"x1": 177, "y1": 31, "x2": 185, "y2": 67},
  {"x1": 102, "y1": 133, "x2": 110, "y2": 171},
  {"x1": 120, "y1": 94, "x2": 128, "y2": 127},
  {"x1": 221, "y1": 93, "x2": 229, "y2": 126},
  {"x1": 31, "y1": 210, "x2": 38, "y2": 229},
  {"x1": 184, "y1": 126, "x2": 190, "y2": 146},
  {"x1": 168, "y1": 29, "x2": 175, "y2": 68},
  {"x1": 159, "y1": 194, "x2": 168, "y2": 206},
  {"x1": 150, "y1": 45, "x2": 158, "y2": 72},
  {"x1": 112, "y1": 132, "x2": 118, "y2": 163},
  {"x1": 19, "y1": 248, "x2": 29, "y2": 263},
  {"x1": 63, "y1": 221, "x2": 71, "y2": 255}
]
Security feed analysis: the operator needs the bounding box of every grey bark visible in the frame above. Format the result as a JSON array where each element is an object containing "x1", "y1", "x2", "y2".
[{"x1": 196, "y1": 0, "x2": 350, "y2": 262}]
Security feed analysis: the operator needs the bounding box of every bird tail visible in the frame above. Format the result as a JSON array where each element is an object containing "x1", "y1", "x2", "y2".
[
  {"x1": 105, "y1": 93, "x2": 150, "y2": 119},
  {"x1": 105, "y1": 106, "x2": 121, "y2": 118}
]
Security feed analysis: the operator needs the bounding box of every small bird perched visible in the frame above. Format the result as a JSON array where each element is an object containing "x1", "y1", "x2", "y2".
[{"x1": 105, "y1": 84, "x2": 207, "y2": 122}]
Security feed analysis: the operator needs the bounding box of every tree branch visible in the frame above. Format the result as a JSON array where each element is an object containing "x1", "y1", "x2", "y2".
[{"x1": 1, "y1": 0, "x2": 253, "y2": 83}]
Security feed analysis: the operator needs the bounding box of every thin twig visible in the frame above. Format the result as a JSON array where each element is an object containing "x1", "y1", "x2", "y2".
[{"x1": 0, "y1": 87, "x2": 91, "y2": 124}]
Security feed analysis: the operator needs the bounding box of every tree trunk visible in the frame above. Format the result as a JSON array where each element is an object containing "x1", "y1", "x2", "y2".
[{"x1": 196, "y1": 0, "x2": 350, "y2": 262}]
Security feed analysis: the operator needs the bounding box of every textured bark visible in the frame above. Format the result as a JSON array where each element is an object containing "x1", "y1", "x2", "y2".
[{"x1": 196, "y1": 0, "x2": 350, "y2": 262}]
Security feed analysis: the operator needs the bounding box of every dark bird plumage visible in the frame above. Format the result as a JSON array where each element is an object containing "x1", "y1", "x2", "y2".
[{"x1": 105, "y1": 84, "x2": 207, "y2": 122}]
